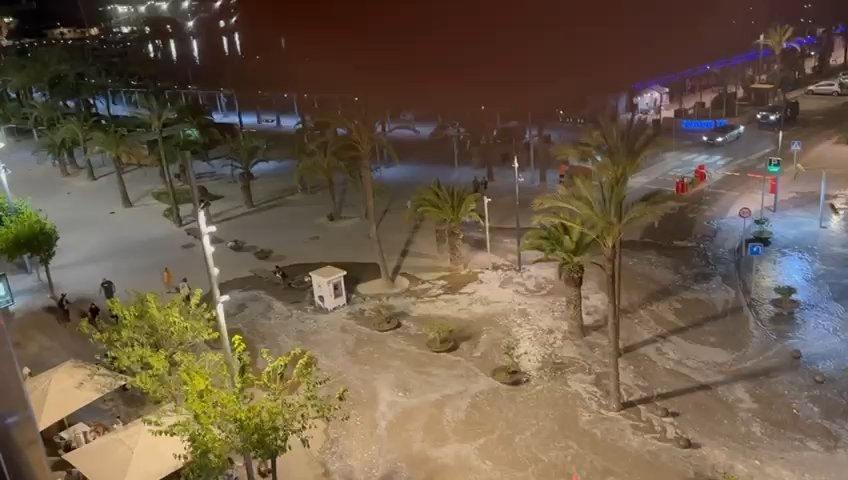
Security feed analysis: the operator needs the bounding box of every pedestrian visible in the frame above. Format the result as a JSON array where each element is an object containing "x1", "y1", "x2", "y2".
[
  {"x1": 273, "y1": 265, "x2": 289, "y2": 288},
  {"x1": 111, "y1": 415, "x2": 124, "y2": 431},
  {"x1": 99, "y1": 277, "x2": 116, "y2": 301},
  {"x1": 87, "y1": 303, "x2": 101, "y2": 329},
  {"x1": 179, "y1": 277, "x2": 191, "y2": 303},
  {"x1": 225, "y1": 458, "x2": 240, "y2": 480},
  {"x1": 57, "y1": 293, "x2": 71, "y2": 325},
  {"x1": 163, "y1": 267, "x2": 174, "y2": 293},
  {"x1": 472, "y1": 176, "x2": 480, "y2": 193},
  {"x1": 481, "y1": 177, "x2": 489, "y2": 191},
  {"x1": 559, "y1": 163, "x2": 567, "y2": 185}
]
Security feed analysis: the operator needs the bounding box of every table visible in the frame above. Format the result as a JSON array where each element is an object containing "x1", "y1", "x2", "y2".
[{"x1": 58, "y1": 422, "x2": 90, "y2": 445}]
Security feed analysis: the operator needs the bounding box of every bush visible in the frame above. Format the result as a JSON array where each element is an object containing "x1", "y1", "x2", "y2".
[
  {"x1": 424, "y1": 321, "x2": 454, "y2": 344},
  {"x1": 774, "y1": 285, "x2": 797, "y2": 298}
]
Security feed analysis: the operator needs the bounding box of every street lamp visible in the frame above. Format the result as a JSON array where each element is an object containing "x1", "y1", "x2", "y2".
[
  {"x1": 483, "y1": 195, "x2": 492, "y2": 254},
  {"x1": 513, "y1": 155, "x2": 522, "y2": 271}
]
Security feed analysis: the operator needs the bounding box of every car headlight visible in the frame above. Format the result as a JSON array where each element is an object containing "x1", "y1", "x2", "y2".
[
  {"x1": 769, "y1": 114, "x2": 778, "y2": 120},
  {"x1": 717, "y1": 137, "x2": 725, "y2": 142},
  {"x1": 702, "y1": 135, "x2": 708, "y2": 141}
]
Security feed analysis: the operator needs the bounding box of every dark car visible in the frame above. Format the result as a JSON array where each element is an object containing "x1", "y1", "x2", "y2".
[
  {"x1": 492, "y1": 122, "x2": 526, "y2": 145},
  {"x1": 756, "y1": 101, "x2": 799, "y2": 126},
  {"x1": 702, "y1": 123, "x2": 744, "y2": 145},
  {"x1": 429, "y1": 121, "x2": 466, "y2": 139}
]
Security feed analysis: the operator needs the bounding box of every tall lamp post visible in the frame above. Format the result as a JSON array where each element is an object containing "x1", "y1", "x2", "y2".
[
  {"x1": 513, "y1": 155, "x2": 522, "y2": 271},
  {"x1": 0, "y1": 158, "x2": 32, "y2": 273}
]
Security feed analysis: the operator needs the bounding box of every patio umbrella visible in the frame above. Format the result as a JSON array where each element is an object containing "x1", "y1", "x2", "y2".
[
  {"x1": 25, "y1": 359, "x2": 126, "y2": 431},
  {"x1": 62, "y1": 415, "x2": 187, "y2": 480}
]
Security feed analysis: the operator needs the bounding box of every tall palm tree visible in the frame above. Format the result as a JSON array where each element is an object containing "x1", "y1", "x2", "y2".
[
  {"x1": 523, "y1": 222, "x2": 594, "y2": 338},
  {"x1": 35, "y1": 128, "x2": 70, "y2": 177},
  {"x1": 175, "y1": 100, "x2": 221, "y2": 165},
  {"x1": 138, "y1": 94, "x2": 181, "y2": 226},
  {"x1": 24, "y1": 99, "x2": 61, "y2": 141},
  {"x1": 227, "y1": 132, "x2": 268, "y2": 209},
  {"x1": 334, "y1": 116, "x2": 397, "y2": 285},
  {"x1": 537, "y1": 114, "x2": 668, "y2": 411},
  {"x1": 61, "y1": 116, "x2": 98, "y2": 180},
  {"x1": 91, "y1": 126, "x2": 138, "y2": 208},
  {"x1": 296, "y1": 130, "x2": 343, "y2": 220},
  {"x1": 410, "y1": 179, "x2": 482, "y2": 267},
  {"x1": 756, "y1": 24, "x2": 795, "y2": 92}
]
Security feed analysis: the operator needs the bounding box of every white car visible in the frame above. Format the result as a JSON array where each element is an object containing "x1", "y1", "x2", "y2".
[{"x1": 806, "y1": 81, "x2": 842, "y2": 96}]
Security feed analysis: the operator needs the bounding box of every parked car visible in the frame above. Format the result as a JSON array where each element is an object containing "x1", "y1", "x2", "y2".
[
  {"x1": 756, "y1": 101, "x2": 799, "y2": 126},
  {"x1": 838, "y1": 71, "x2": 848, "y2": 86},
  {"x1": 806, "y1": 81, "x2": 842, "y2": 96},
  {"x1": 702, "y1": 123, "x2": 744, "y2": 145},
  {"x1": 429, "y1": 121, "x2": 466, "y2": 139}
]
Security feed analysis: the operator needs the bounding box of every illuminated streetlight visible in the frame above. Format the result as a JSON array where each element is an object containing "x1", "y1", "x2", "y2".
[{"x1": 181, "y1": 0, "x2": 190, "y2": 9}]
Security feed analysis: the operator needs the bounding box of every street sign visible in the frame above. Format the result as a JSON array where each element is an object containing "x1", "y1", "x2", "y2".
[
  {"x1": 791, "y1": 140, "x2": 802, "y2": 152},
  {"x1": 0, "y1": 273, "x2": 14, "y2": 309},
  {"x1": 767, "y1": 157, "x2": 782, "y2": 174},
  {"x1": 747, "y1": 243, "x2": 764, "y2": 257},
  {"x1": 738, "y1": 207, "x2": 752, "y2": 219}
]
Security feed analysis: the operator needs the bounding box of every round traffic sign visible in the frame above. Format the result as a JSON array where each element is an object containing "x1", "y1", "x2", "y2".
[{"x1": 738, "y1": 207, "x2": 752, "y2": 219}]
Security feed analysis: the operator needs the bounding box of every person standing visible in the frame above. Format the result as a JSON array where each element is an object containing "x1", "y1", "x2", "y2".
[
  {"x1": 57, "y1": 293, "x2": 71, "y2": 325},
  {"x1": 481, "y1": 177, "x2": 489, "y2": 191},
  {"x1": 99, "y1": 278, "x2": 116, "y2": 301},
  {"x1": 178, "y1": 278, "x2": 191, "y2": 303},
  {"x1": 87, "y1": 303, "x2": 101, "y2": 329},
  {"x1": 472, "y1": 176, "x2": 480, "y2": 193},
  {"x1": 163, "y1": 267, "x2": 174, "y2": 292}
]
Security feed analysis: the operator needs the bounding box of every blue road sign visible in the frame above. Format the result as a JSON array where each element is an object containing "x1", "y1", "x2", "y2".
[
  {"x1": 791, "y1": 140, "x2": 802, "y2": 152},
  {"x1": 747, "y1": 243, "x2": 764, "y2": 257}
]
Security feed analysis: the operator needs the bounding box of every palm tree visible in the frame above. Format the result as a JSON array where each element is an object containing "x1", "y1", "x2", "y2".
[
  {"x1": 296, "y1": 130, "x2": 343, "y2": 220},
  {"x1": 410, "y1": 179, "x2": 482, "y2": 267},
  {"x1": 138, "y1": 94, "x2": 181, "y2": 226},
  {"x1": 24, "y1": 99, "x2": 61, "y2": 141},
  {"x1": 333, "y1": 116, "x2": 397, "y2": 286},
  {"x1": 91, "y1": 126, "x2": 138, "y2": 208},
  {"x1": 523, "y1": 222, "x2": 594, "y2": 338},
  {"x1": 175, "y1": 100, "x2": 221, "y2": 165},
  {"x1": 756, "y1": 24, "x2": 795, "y2": 92},
  {"x1": 61, "y1": 116, "x2": 98, "y2": 180},
  {"x1": 227, "y1": 132, "x2": 268, "y2": 209},
  {"x1": 35, "y1": 127, "x2": 71, "y2": 177},
  {"x1": 536, "y1": 114, "x2": 668, "y2": 411}
]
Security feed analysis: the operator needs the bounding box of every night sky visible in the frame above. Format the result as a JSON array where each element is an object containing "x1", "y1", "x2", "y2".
[{"x1": 5, "y1": 0, "x2": 848, "y2": 109}]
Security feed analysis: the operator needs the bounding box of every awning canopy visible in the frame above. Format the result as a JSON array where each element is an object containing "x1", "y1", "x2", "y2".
[
  {"x1": 25, "y1": 359, "x2": 126, "y2": 431},
  {"x1": 62, "y1": 414, "x2": 187, "y2": 480}
]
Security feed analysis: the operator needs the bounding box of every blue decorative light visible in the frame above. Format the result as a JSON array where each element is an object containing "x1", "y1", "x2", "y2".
[{"x1": 682, "y1": 119, "x2": 728, "y2": 130}]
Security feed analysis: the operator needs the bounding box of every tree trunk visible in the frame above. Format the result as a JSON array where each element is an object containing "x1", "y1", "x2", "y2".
[
  {"x1": 447, "y1": 226, "x2": 462, "y2": 267},
  {"x1": 270, "y1": 458, "x2": 278, "y2": 480},
  {"x1": 240, "y1": 175, "x2": 255, "y2": 208},
  {"x1": 562, "y1": 266, "x2": 584, "y2": 338},
  {"x1": 83, "y1": 146, "x2": 95, "y2": 181},
  {"x1": 360, "y1": 182, "x2": 369, "y2": 220},
  {"x1": 56, "y1": 154, "x2": 70, "y2": 177},
  {"x1": 111, "y1": 156, "x2": 133, "y2": 207},
  {"x1": 361, "y1": 160, "x2": 391, "y2": 284},
  {"x1": 326, "y1": 175, "x2": 339, "y2": 220},
  {"x1": 606, "y1": 250, "x2": 622, "y2": 412},
  {"x1": 183, "y1": 152, "x2": 200, "y2": 221},
  {"x1": 158, "y1": 135, "x2": 181, "y2": 226},
  {"x1": 67, "y1": 147, "x2": 82, "y2": 170},
  {"x1": 43, "y1": 261, "x2": 56, "y2": 299},
  {"x1": 434, "y1": 222, "x2": 447, "y2": 254}
]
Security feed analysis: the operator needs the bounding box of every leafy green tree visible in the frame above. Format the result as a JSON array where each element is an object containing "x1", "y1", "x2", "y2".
[
  {"x1": 523, "y1": 222, "x2": 594, "y2": 338},
  {"x1": 35, "y1": 127, "x2": 71, "y2": 177},
  {"x1": 61, "y1": 116, "x2": 98, "y2": 181},
  {"x1": 81, "y1": 291, "x2": 220, "y2": 402},
  {"x1": 537, "y1": 115, "x2": 668, "y2": 411},
  {"x1": 24, "y1": 99, "x2": 61, "y2": 141},
  {"x1": 227, "y1": 132, "x2": 268, "y2": 209},
  {"x1": 409, "y1": 179, "x2": 482, "y2": 266},
  {"x1": 0, "y1": 202, "x2": 59, "y2": 297},
  {"x1": 334, "y1": 116, "x2": 397, "y2": 285},
  {"x1": 138, "y1": 94, "x2": 181, "y2": 226},
  {"x1": 91, "y1": 125, "x2": 138, "y2": 208},
  {"x1": 296, "y1": 130, "x2": 342, "y2": 220}
]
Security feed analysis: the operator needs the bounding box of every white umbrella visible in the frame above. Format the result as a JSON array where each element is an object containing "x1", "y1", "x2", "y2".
[
  {"x1": 25, "y1": 359, "x2": 126, "y2": 431},
  {"x1": 63, "y1": 414, "x2": 187, "y2": 480}
]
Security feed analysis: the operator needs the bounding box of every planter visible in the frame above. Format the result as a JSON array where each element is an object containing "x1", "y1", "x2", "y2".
[
  {"x1": 254, "y1": 248, "x2": 273, "y2": 260},
  {"x1": 426, "y1": 337, "x2": 456, "y2": 353},
  {"x1": 769, "y1": 297, "x2": 800, "y2": 313},
  {"x1": 369, "y1": 317, "x2": 400, "y2": 332},
  {"x1": 227, "y1": 240, "x2": 245, "y2": 251},
  {"x1": 491, "y1": 366, "x2": 529, "y2": 386}
]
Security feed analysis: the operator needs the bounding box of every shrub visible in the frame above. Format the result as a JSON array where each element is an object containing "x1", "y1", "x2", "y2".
[
  {"x1": 774, "y1": 285, "x2": 797, "y2": 298},
  {"x1": 424, "y1": 321, "x2": 454, "y2": 344}
]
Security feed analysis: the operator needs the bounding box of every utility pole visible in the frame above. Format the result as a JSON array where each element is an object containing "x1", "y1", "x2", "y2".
[
  {"x1": 513, "y1": 156, "x2": 521, "y2": 271},
  {"x1": 819, "y1": 170, "x2": 827, "y2": 228}
]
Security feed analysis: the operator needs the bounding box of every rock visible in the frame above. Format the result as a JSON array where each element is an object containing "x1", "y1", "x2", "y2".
[
  {"x1": 675, "y1": 437, "x2": 692, "y2": 449},
  {"x1": 655, "y1": 406, "x2": 670, "y2": 418},
  {"x1": 790, "y1": 349, "x2": 802, "y2": 360},
  {"x1": 814, "y1": 374, "x2": 826, "y2": 384}
]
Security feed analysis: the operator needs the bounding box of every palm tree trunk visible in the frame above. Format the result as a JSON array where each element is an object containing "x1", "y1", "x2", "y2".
[
  {"x1": 326, "y1": 175, "x2": 339, "y2": 220},
  {"x1": 67, "y1": 147, "x2": 82, "y2": 170},
  {"x1": 240, "y1": 175, "x2": 255, "y2": 208},
  {"x1": 606, "y1": 250, "x2": 622, "y2": 412},
  {"x1": 183, "y1": 152, "x2": 200, "y2": 221},
  {"x1": 83, "y1": 146, "x2": 95, "y2": 181},
  {"x1": 56, "y1": 154, "x2": 70, "y2": 177},
  {"x1": 43, "y1": 261, "x2": 56, "y2": 299},
  {"x1": 447, "y1": 226, "x2": 462, "y2": 267},
  {"x1": 562, "y1": 266, "x2": 584, "y2": 338},
  {"x1": 111, "y1": 156, "x2": 133, "y2": 207},
  {"x1": 434, "y1": 222, "x2": 447, "y2": 254},
  {"x1": 361, "y1": 160, "x2": 391, "y2": 284},
  {"x1": 158, "y1": 135, "x2": 182, "y2": 226}
]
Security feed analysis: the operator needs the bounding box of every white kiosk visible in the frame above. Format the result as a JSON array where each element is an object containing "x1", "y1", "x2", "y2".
[{"x1": 308, "y1": 266, "x2": 348, "y2": 311}]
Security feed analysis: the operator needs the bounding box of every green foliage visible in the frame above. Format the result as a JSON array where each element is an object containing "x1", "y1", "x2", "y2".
[
  {"x1": 333, "y1": 116, "x2": 397, "y2": 171},
  {"x1": 757, "y1": 24, "x2": 795, "y2": 56},
  {"x1": 409, "y1": 179, "x2": 482, "y2": 228},
  {"x1": 60, "y1": 116, "x2": 97, "y2": 150},
  {"x1": 227, "y1": 131, "x2": 268, "y2": 176},
  {"x1": 523, "y1": 222, "x2": 593, "y2": 279},
  {"x1": 295, "y1": 129, "x2": 341, "y2": 185},
  {"x1": 81, "y1": 291, "x2": 219, "y2": 402},
  {"x1": 753, "y1": 217, "x2": 770, "y2": 228},
  {"x1": 34, "y1": 127, "x2": 68, "y2": 162},
  {"x1": 774, "y1": 285, "x2": 797, "y2": 298},
  {"x1": 90, "y1": 125, "x2": 141, "y2": 163},
  {"x1": 424, "y1": 321, "x2": 454, "y2": 343},
  {"x1": 502, "y1": 339, "x2": 522, "y2": 373},
  {"x1": 0, "y1": 200, "x2": 58, "y2": 266}
]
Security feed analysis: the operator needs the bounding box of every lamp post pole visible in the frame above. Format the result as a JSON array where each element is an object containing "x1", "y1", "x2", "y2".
[
  {"x1": 483, "y1": 195, "x2": 491, "y2": 254},
  {"x1": 513, "y1": 156, "x2": 522, "y2": 271}
]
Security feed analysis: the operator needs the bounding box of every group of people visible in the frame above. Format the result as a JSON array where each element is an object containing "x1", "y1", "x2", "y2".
[{"x1": 471, "y1": 176, "x2": 490, "y2": 194}]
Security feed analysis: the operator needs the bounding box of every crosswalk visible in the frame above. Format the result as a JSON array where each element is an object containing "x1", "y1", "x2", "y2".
[{"x1": 630, "y1": 147, "x2": 774, "y2": 189}]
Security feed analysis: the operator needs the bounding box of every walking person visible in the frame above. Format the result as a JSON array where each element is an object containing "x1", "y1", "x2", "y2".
[
  {"x1": 472, "y1": 176, "x2": 481, "y2": 194},
  {"x1": 99, "y1": 277, "x2": 116, "y2": 301},
  {"x1": 179, "y1": 277, "x2": 191, "y2": 303},
  {"x1": 163, "y1": 267, "x2": 174, "y2": 293},
  {"x1": 481, "y1": 176, "x2": 489, "y2": 191},
  {"x1": 87, "y1": 303, "x2": 101, "y2": 330},
  {"x1": 57, "y1": 293, "x2": 71, "y2": 325}
]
